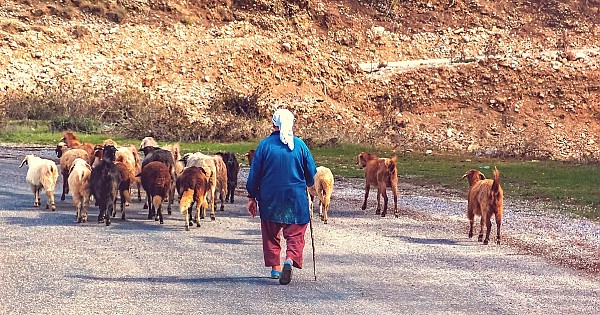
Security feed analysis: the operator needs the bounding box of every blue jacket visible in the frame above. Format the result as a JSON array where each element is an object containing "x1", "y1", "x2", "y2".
[{"x1": 246, "y1": 131, "x2": 317, "y2": 224}]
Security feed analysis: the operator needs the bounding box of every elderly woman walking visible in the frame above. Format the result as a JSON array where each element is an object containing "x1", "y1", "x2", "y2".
[{"x1": 246, "y1": 108, "x2": 317, "y2": 285}]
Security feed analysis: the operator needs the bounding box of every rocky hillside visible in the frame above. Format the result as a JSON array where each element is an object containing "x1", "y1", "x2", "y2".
[{"x1": 1, "y1": 0, "x2": 600, "y2": 160}]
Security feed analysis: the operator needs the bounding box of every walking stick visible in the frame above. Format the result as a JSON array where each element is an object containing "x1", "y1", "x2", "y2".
[
  {"x1": 309, "y1": 213, "x2": 317, "y2": 281},
  {"x1": 307, "y1": 189, "x2": 317, "y2": 281}
]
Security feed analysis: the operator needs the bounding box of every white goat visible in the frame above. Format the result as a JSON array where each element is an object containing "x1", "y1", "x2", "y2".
[
  {"x1": 19, "y1": 154, "x2": 59, "y2": 210},
  {"x1": 308, "y1": 166, "x2": 335, "y2": 224},
  {"x1": 68, "y1": 158, "x2": 92, "y2": 223}
]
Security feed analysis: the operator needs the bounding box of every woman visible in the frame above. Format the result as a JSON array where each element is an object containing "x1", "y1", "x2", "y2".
[{"x1": 246, "y1": 108, "x2": 317, "y2": 285}]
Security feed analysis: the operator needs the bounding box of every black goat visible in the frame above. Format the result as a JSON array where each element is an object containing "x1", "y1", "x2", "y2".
[
  {"x1": 215, "y1": 152, "x2": 239, "y2": 203},
  {"x1": 90, "y1": 145, "x2": 121, "y2": 226}
]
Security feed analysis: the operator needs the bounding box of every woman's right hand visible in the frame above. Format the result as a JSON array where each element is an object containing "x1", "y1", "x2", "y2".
[{"x1": 247, "y1": 198, "x2": 257, "y2": 217}]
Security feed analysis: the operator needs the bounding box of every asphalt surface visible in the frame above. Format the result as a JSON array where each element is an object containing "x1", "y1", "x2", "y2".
[{"x1": 1, "y1": 145, "x2": 599, "y2": 314}]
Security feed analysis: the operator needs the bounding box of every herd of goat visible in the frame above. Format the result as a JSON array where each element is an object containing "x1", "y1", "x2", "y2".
[{"x1": 17, "y1": 131, "x2": 504, "y2": 244}]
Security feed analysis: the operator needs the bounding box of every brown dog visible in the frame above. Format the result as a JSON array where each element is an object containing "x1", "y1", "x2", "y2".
[
  {"x1": 357, "y1": 152, "x2": 399, "y2": 217},
  {"x1": 462, "y1": 168, "x2": 504, "y2": 245}
]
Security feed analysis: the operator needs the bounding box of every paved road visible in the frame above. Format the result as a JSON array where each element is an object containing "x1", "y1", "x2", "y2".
[{"x1": 1, "y1": 146, "x2": 599, "y2": 314}]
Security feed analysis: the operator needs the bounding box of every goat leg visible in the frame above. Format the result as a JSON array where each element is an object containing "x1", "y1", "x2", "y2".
[
  {"x1": 105, "y1": 203, "x2": 112, "y2": 226},
  {"x1": 393, "y1": 187, "x2": 399, "y2": 218},
  {"x1": 98, "y1": 205, "x2": 105, "y2": 223},
  {"x1": 137, "y1": 182, "x2": 142, "y2": 202},
  {"x1": 61, "y1": 176, "x2": 68, "y2": 201},
  {"x1": 467, "y1": 212, "x2": 475, "y2": 238},
  {"x1": 483, "y1": 212, "x2": 496, "y2": 245},
  {"x1": 146, "y1": 194, "x2": 154, "y2": 219},
  {"x1": 157, "y1": 205, "x2": 164, "y2": 224},
  {"x1": 477, "y1": 216, "x2": 485, "y2": 242},
  {"x1": 381, "y1": 188, "x2": 388, "y2": 217},
  {"x1": 33, "y1": 187, "x2": 40, "y2": 207},
  {"x1": 361, "y1": 184, "x2": 370, "y2": 211},
  {"x1": 196, "y1": 206, "x2": 202, "y2": 227},
  {"x1": 376, "y1": 189, "x2": 382, "y2": 216},
  {"x1": 496, "y1": 221, "x2": 501, "y2": 245},
  {"x1": 168, "y1": 185, "x2": 174, "y2": 215},
  {"x1": 46, "y1": 189, "x2": 56, "y2": 211},
  {"x1": 228, "y1": 188, "x2": 235, "y2": 203}
]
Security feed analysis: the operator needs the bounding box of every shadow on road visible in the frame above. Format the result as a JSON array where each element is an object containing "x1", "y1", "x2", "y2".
[
  {"x1": 398, "y1": 236, "x2": 460, "y2": 246},
  {"x1": 70, "y1": 274, "x2": 274, "y2": 285}
]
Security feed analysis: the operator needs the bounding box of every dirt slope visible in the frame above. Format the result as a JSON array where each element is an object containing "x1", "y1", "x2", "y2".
[{"x1": 1, "y1": 0, "x2": 600, "y2": 159}]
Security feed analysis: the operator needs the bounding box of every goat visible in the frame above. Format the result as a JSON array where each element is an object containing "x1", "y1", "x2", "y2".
[
  {"x1": 357, "y1": 152, "x2": 399, "y2": 217},
  {"x1": 114, "y1": 156, "x2": 134, "y2": 220},
  {"x1": 92, "y1": 145, "x2": 135, "y2": 220},
  {"x1": 215, "y1": 152, "x2": 239, "y2": 203},
  {"x1": 68, "y1": 158, "x2": 92, "y2": 223},
  {"x1": 244, "y1": 149, "x2": 256, "y2": 166},
  {"x1": 56, "y1": 142, "x2": 89, "y2": 202},
  {"x1": 90, "y1": 145, "x2": 121, "y2": 226},
  {"x1": 19, "y1": 154, "x2": 59, "y2": 210},
  {"x1": 181, "y1": 152, "x2": 224, "y2": 220},
  {"x1": 462, "y1": 168, "x2": 504, "y2": 245},
  {"x1": 60, "y1": 131, "x2": 95, "y2": 164},
  {"x1": 103, "y1": 139, "x2": 143, "y2": 203},
  {"x1": 138, "y1": 161, "x2": 172, "y2": 224},
  {"x1": 176, "y1": 166, "x2": 210, "y2": 231},
  {"x1": 139, "y1": 137, "x2": 180, "y2": 215},
  {"x1": 307, "y1": 166, "x2": 334, "y2": 224}
]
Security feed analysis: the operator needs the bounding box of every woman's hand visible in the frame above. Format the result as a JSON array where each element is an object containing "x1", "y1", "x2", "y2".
[{"x1": 247, "y1": 198, "x2": 257, "y2": 217}]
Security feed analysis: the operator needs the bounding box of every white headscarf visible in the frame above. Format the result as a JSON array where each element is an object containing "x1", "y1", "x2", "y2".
[{"x1": 272, "y1": 108, "x2": 295, "y2": 150}]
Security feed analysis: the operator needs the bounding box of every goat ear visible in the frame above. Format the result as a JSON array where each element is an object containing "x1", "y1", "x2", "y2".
[
  {"x1": 479, "y1": 173, "x2": 486, "y2": 180},
  {"x1": 19, "y1": 157, "x2": 28, "y2": 168},
  {"x1": 461, "y1": 173, "x2": 468, "y2": 180},
  {"x1": 357, "y1": 154, "x2": 363, "y2": 166}
]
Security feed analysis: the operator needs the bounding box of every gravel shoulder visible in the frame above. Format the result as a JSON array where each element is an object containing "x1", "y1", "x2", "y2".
[{"x1": 1, "y1": 146, "x2": 599, "y2": 314}]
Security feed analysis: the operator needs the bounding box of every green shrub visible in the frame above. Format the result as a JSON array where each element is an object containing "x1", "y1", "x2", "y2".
[
  {"x1": 210, "y1": 86, "x2": 269, "y2": 119},
  {"x1": 49, "y1": 116, "x2": 101, "y2": 133}
]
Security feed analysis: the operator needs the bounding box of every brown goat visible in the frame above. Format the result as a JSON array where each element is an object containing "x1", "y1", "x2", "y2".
[
  {"x1": 357, "y1": 152, "x2": 399, "y2": 217},
  {"x1": 113, "y1": 156, "x2": 134, "y2": 220},
  {"x1": 176, "y1": 166, "x2": 210, "y2": 231},
  {"x1": 61, "y1": 131, "x2": 95, "y2": 165},
  {"x1": 56, "y1": 143, "x2": 89, "y2": 202},
  {"x1": 244, "y1": 149, "x2": 256, "y2": 166},
  {"x1": 138, "y1": 161, "x2": 172, "y2": 224},
  {"x1": 462, "y1": 168, "x2": 504, "y2": 245}
]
